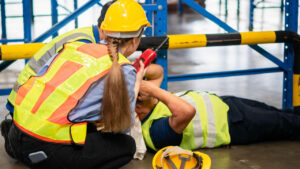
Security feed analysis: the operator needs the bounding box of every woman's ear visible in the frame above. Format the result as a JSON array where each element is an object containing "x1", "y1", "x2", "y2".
[{"x1": 132, "y1": 37, "x2": 141, "y2": 49}]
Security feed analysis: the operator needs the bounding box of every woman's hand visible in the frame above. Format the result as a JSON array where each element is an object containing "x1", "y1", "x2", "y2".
[{"x1": 134, "y1": 61, "x2": 145, "y2": 100}]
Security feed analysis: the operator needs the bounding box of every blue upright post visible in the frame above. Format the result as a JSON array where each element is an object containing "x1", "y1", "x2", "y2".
[
  {"x1": 225, "y1": 0, "x2": 228, "y2": 16},
  {"x1": 218, "y1": 0, "x2": 222, "y2": 15},
  {"x1": 23, "y1": 0, "x2": 32, "y2": 65},
  {"x1": 144, "y1": 0, "x2": 153, "y2": 36},
  {"x1": 23, "y1": 0, "x2": 32, "y2": 43},
  {"x1": 283, "y1": 0, "x2": 298, "y2": 110},
  {"x1": 249, "y1": 0, "x2": 255, "y2": 31},
  {"x1": 280, "y1": 0, "x2": 284, "y2": 13},
  {"x1": 51, "y1": 0, "x2": 59, "y2": 38},
  {"x1": 74, "y1": 0, "x2": 78, "y2": 28},
  {"x1": 178, "y1": 0, "x2": 183, "y2": 16},
  {"x1": 237, "y1": 0, "x2": 240, "y2": 16},
  {"x1": 1, "y1": 0, "x2": 7, "y2": 44},
  {"x1": 155, "y1": 0, "x2": 168, "y2": 90}
]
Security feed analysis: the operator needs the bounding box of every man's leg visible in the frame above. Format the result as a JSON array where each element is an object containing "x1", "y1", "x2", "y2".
[{"x1": 223, "y1": 96, "x2": 300, "y2": 145}]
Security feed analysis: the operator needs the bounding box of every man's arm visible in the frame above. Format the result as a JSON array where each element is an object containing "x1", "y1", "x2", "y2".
[{"x1": 139, "y1": 80, "x2": 196, "y2": 134}]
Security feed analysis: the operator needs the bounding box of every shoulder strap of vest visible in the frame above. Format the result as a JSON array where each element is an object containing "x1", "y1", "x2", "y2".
[{"x1": 176, "y1": 90, "x2": 194, "y2": 97}]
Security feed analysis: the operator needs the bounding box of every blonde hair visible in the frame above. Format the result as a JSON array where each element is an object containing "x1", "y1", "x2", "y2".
[{"x1": 101, "y1": 36, "x2": 132, "y2": 133}]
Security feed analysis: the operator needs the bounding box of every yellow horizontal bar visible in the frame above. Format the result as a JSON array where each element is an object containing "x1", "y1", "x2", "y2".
[
  {"x1": 1, "y1": 43, "x2": 45, "y2": 60},
  {"x1": 0, "y1": 31, "x2": 281, "y2": 60},
  {"x1": 168, "y1": 34, "x2": 207, "y2": 49},
  {"x1": 240, "y1": 31, "x2": 276, "y2": 45}
]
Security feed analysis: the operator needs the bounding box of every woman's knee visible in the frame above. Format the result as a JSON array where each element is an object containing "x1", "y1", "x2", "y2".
[{"x1": 121, "y1": 134, "x2": 136, "y2": 155}]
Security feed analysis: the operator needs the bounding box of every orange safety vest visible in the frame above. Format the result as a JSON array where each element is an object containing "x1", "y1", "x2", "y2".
[{"x1": 13, "y1": 41, "x2": 131, "y2": 144}]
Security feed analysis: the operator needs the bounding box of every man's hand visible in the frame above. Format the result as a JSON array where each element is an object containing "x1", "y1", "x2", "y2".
[{"x1": 138, "y1": 80, "x2": 157, "y2": 99}]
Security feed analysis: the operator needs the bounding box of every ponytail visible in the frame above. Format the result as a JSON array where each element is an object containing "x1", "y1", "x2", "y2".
[{"x1": 101, "y1": 37, "x2": 132, "y2": 133}]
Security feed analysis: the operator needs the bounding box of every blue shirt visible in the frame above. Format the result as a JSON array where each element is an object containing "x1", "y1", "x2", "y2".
[
  {"x1": 68, "y1": 65, "x2": 136, "y2": 123},
  {"x1": 141, "y1": 107, "x2": 183, "y2": 150}
]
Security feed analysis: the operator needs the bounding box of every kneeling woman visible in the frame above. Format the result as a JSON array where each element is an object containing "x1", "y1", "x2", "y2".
[
  {"x1": 136, "y1": 79, "x2": 300, "y2": 151},
  {"x1": 5, "y1": 0, "x2": 150, "y2": 168}
]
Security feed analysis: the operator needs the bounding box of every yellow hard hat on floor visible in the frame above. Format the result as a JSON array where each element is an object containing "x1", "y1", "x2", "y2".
[
  {"x1": 152, "y1": 146, "x2": 211, "y2": 169},
  {"x1": 101, "y1": 0, "x2": 151, "y2": 32}
]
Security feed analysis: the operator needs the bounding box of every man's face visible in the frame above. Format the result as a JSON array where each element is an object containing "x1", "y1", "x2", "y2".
[{"x1": 135, "y1": 95, "x2": 156, "y2": 121}]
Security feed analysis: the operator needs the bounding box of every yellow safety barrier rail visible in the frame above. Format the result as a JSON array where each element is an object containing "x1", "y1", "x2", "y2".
[{"x1": 1, "y1": 31, "x2": 299, "y2": 109}]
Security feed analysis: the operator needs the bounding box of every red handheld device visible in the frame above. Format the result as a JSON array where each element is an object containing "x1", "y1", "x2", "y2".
[{"x1": 133, "y1": 37, "x2": 169, "y2": 72}]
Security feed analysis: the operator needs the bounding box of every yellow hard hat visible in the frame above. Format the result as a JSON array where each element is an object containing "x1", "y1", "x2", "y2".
[
  {"x1": 152, "y1": 146, "x2": 211, "y2": 169},
  {"x1": 101, "y1": 0, "x2": 151, "y2": 33}
]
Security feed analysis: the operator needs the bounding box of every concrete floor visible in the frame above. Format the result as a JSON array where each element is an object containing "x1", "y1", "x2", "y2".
[{"x1": 1, "y1": 1, "x2": 300, "y2": 169}]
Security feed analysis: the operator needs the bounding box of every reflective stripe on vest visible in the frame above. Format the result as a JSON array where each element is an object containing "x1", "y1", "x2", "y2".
[
  {"x1": 179, "y1": 94, "x2": 204, "y2": 148},
  {"x1": 142, "y1": 91, "x2": 230, "y2": 151},
  {"x1": 8, "y1": 27, "x2": 95, "y2": 107},
  {"x1": 14, "y1": 42, "x2": 130, "y2": 144},
  {"x1": 200, "y1": 92, "x2": 216, "y2": 147}
]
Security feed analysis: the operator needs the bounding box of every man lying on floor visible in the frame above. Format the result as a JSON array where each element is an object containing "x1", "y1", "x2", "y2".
[{"x1": 136, "y1": 65, "x2": 300, "y2": 151}]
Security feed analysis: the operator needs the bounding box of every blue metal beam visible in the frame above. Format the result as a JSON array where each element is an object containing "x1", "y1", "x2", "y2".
[
  {"x1": 249, "y1": 0, "x2": 255, "y2": 31},
  {"x1": 23, "y1": 0, "x2": 32, "y2": 64},
  {"x1": 182, "y1": 0, "x2": 236, "y2": 32},
  {"x1": 74, "y1": 0, "x2": 78, "y2": 28},
  {"x1": 0, "y1": 88, "x2": 12, "y2": 95},
  {"x1": 155, "y1": 0, "x2": 168, "y2": 90},
  {"x1": 250, "y1": 45, "x2": 289, "y2": 72},
  {"x1": 51, "y1": 0, "x2": 59, "y2": 38},
  {"x1": 142, "y1": 4, "x2": 159, "y2": 11},
  {"x1": 0, "y1": 60, "x2": 14, "y2": 72},
  {"x1": 1, "y1": 0, "x2": 7, "y2": 44},
  {"x1": 144, "y1": 0, "x2": 154, "y2": 36},
  {"x1": 0, "y1": 39, "x2": 24, "y2": 43},
  {"x1": 181, "y1": 0, "x2": 287, "y2": 73},
  {"x1": 168, "y1": 67, "x2": 282, "y2": 82},
  {"x1": 33, "y1": 0, "x2": 99, "y2": 43},
  {"x1": 0, "y1": 0, "x2": 100, "y2": 72},
  {"x1": 178, "y1": 0, "x2": 183, "y2": 16},
  {"x1": 23, "y1": 0, "x2": 32, "y2": 43},
  {"x1": 97, "y1": 2, "x2": 103, "y2": 7}
]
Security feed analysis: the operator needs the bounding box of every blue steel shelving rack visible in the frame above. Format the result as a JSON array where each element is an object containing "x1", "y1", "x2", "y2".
[
  {"x1": 249, "y1": 0, "x2": 286, "y2": 31},
  {"x1": 0, "y1": 0, "x2": 298, "y2": 109},
  {"x1": 167, "y1": 0, "x2": 298, "y2": 110},
  {"x1": 0, "y1": 0, "x2": 168, "y2": 93}
]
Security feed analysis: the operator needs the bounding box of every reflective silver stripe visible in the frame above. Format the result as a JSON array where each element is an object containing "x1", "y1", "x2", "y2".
[
  {"x1": 53, "y1": 33, "x2": 93, "y2": 51},
  {"x1": 15, "y1": 33, "x2": 94, "y2": 90},
  {"x1": 174, "y1": 91, "x2": 184, "y2": 96},
  {"x1": 28, "y1": 57, "x2": 43, "y2": 73},
  {"x1": 200, "y1": 92, "x2": 216, "y2": 148},
  {"x1": 180, "y1": 94, "x2": 204, "y2": 148},
  {"x1": 12, "y1": 83, "x2": 19, "y2": 92},
  {"x1": 30, "y1": 33, "x2": 94, "y2": 72}
]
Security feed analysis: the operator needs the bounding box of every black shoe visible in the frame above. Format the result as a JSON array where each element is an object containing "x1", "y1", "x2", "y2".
[{"x1": 1, "y1": 119, "x2": 15, "y2": 158}]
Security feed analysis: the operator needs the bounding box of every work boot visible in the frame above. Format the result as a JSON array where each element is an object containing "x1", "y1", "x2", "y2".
[{"x1": 0, "y1": 119, "x2": 15, "y2": 158}]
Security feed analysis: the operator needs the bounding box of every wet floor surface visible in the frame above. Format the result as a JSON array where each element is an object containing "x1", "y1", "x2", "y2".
[{"x1": 1, "y1": 0, "x2": 300, "y2": 168}]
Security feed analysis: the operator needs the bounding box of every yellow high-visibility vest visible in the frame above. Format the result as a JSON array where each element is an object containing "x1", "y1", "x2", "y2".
[
  {"x1": 14, "y1": 42, "x2": 130, "y2": 144},
  {"x1": 142, "y1": 91, "x2": 231, "y2": 151},
  {"x1": 8, "y1": 26, "x2": 97, "y2": 108}
]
